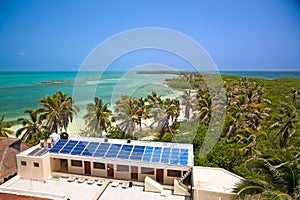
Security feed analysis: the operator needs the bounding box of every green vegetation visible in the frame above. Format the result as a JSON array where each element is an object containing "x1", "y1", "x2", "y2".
[
  {"x1": 0, "y1": 115, "x2": 14, "y2": 137},
  {"x1": 2, "y1": 91, "x2": 79, "y2": 145},
  {"x1": 1, "y1": 72, "x2": 299, "y2": 199},
  {"x1": 83, "y1": 97, "x2": 113, "y2": 136},
  {"x1": 167, "y1": 73, "x2": 300, "y2": 199}
]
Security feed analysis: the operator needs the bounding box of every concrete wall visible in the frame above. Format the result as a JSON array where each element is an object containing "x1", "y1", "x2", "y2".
[
  {"x1": 144, "y1": 176, "x2": 164, "y2": 193},
  {"x1": 174, "y1": 179, "x2": 190, "y2": 196},
  {"x1": 194, "y1": 189, "x2": 235, "y2": 200},
  {"x1": 68, "y1": 160, "x2": 84, "y2": 174},
  {"x1": 17, "y1": 154, "x2": 51, "y2": 181},
  {"x1": 49, "y1": 157, "x2": 187, "y2": 186},
  {"x1": 50, "y1": 158, "x2": 60, "y2": 172},
  {"x1": 91, "y1": 167, "x2": 106, "y2": 177},
  {"x1": 139, "y1": 173, "x2": 155, "y2": 182},
  {"x1": 164, "y1": 169, "x2": 183, "y2": 185},
  {"x1": 114, "y1": 170, "x2": 130, "y2": 180}
]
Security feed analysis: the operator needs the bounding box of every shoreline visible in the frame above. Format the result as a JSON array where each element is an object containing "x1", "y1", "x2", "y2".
[{"x1": 9, "y1": 73, "x2": 185, "y2": 137}]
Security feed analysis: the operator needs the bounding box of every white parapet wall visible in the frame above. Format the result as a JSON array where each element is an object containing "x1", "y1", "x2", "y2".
[
  {"x1": 144, "y1": 176, "x2": 164, "y2": 193},
  {"x1": 174, "y1": 179, "x2": 190, "y2": 196}
]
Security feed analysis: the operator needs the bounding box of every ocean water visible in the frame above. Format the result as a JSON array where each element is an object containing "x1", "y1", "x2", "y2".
[
  {"x1": 1, "y1": 71, "x2": 299, "y2": 122},
  {"x1": 0, "y1": 71, "x2": 179, "y2": 122},
  {"x1": 220, "y1": 71, "x2": 300, "y2": 80}
]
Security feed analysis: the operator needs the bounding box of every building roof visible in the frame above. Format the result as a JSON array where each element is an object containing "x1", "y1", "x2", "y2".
[
  {"x1": 48, "y1": 137, "x2": 194, "y2": 168},
  {"x1": 0, "y1": 137, "x2": 31, "y2": 183},
  {"x1": 193, "y1": 166, "x2": 243, "y2": 194}
]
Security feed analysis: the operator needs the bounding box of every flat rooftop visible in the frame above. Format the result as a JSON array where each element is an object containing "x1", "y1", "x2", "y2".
[
  {"x1": 193, "y1": 166, "x2": 243, "y2": 194},
  {"x1": 47, "y1": 137, "x2": 194, "y2": 168},
  {"x1": 99, "y1": 183, "x2": 187, "y2": 200},
  {"x1": 1, "y1": 176, "x2": 189, "y2": 200}
]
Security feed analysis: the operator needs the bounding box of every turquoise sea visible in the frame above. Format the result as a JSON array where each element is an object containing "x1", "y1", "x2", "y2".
[
  {"x1": 0, "y1": 71, "x2": 179, "y2": 122},
  {"x1": 0, "y1": 71, "x2": 299, "y2": 122}
]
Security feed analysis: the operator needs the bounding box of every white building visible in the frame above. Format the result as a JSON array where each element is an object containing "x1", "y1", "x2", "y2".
[{"x1": 1, "y1": 136, "x2": 244, "y2": 200}]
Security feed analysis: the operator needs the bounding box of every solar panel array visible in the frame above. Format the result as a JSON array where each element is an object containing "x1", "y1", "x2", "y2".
[
  {"x1": 27, "y1": 148, "x2": 49, "y2": 157},
  {"x1": 49, "y1": 139, "x2": 190, "y2": 166}
]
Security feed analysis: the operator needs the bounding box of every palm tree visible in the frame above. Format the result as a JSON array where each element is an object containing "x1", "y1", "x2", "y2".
[
  {"x1": 290, "y1": 88, "x2": 298, "y2": 106},
  {"x1": 147, "y1": 92, "x2": 164, "y2": 128},
  {"x1": 84, "y1": 97, "x2": 112, "y2": 136},
  {"x1": 196, "y1": 87, "x2": 212, "y2": 125},
  {"x1": 114, "y1": 95, "x2": 138, "y2": 137},
  {"x1": 16, "y1": 110, "x2": 44, "y2": 142},
  {"x1": 135, "y1": 97, "x2": 149, "y2": 130},
  {"x1": 0, "y1": 115, "x2": 14, "y2": 137},
  {"x1": 270, "y1": 103, "x2": 299, "y2": 148},
  {"x1": 233, "y1": 149, "x2": 300, "y2": 200},
  {"x1": 231, "y1": 131, "x2": 266, "y2": 158},
  {"x1": 158, "y1": 98, "x2": 180, "y2": 139},
  {"x1": 180, "y1": 90, "x2": 195, "y2": 121},
  {"x1": 38, "y1": 91, "x2": 79, "y2": 133}
]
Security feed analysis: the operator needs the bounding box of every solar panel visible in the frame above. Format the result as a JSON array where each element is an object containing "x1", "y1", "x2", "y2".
[
  {"x1": 179, "y1": 149, "x2": 189, "y2": 165},
  {"x1": 105, "y1": 144, "x2": 122, "y2": 158},
  {"x1": 142, "y1": 146, "x2": 153, "y2": 162},
  {"x1": 82, "y1": 142, "x2": 99, "y2": 156},
  {"x1": 161, "y1": 148, "x2": 171, "y2": 164},
  {"x1": 151, "y1": 147, "x2": 162, "y2": 163},
  {"x1": 71, "y1": 141, "x2": 89, "y2": 155},
  {"x1": 49, "y1": 139, "x2": 191, "y2": 166},
  {"x1": 117, "y1": 145, "x2": 133, "y2": 159},
  {"x1": 129, "y1": 145, "x2": 145, "y2": 161},
  {"x1": 49, "y1": 139, "x2": 67, "y2": 153},
  {"x1": 94, "y1": 143, "x2": 111, "y2": 157},
  {"x1": 59, "y1": 140, "x2": 78, "y2": 154},
  {"x1": 28, "y1": 148, "x2": 41, "y2": 156},
  {"x1": 170, "y1": 148, "x2": 179, "y2": 165},
  {"x1": 36, "y1": 148, "x2": 49, "y2": 156}
]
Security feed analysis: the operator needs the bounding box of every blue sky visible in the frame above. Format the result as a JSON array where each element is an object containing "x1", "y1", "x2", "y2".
[{"x1": 0, "y1": 0, "x2": 300, "y2": 71}]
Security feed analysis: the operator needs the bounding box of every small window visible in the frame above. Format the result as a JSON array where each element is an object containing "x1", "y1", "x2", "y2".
[
  {"x1": 34, "y1": 162, "x2": 39, "y2": 167},
  {"x1": 117, "y1": 165, "x2": 129, "y2": 172},
  {"x1": 167, "y1": 169, "x2": 181, "y2": 177},
  {"x1": 21, "y1": 161, "x2": 27, "y2": 166},
  {"x1": 141, "y1": 167, "x2": 154, "y2": 175},
  {"x1": 71, "y1": 160, "x2": 82, "y2": 167},
  {"x1": 94, "y1": 162, "x2": 105, "y2": 169}
]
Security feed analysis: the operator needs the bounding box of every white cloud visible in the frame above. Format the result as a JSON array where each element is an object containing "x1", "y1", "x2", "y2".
[{"x1": 18, "y1": 52, "x2": 27, "y2": 56}]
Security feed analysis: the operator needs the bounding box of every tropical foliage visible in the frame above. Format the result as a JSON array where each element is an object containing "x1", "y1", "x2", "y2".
[
  {"x1": 167, "y1": 73, "x2": 300, "y2": 199},
  {"x1": 38, "y1": 91, "x2": 79, "y2": 133},
  {"x1": 0, "y1": 115, "x2": 14, "y2": 137},
  {"x1": 83, "y1": 97, "x2": 112, "y2": 136},
  {"x1": 2, "y1": 72, "x2": 299, "y2": 199},
  {"x1": 16, "y1": 110, "x2": 45, "y2": 143}
]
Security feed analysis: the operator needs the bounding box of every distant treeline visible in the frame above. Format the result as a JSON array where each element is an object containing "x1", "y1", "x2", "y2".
[{"x1": 136, "y1": 70, "x2": 199, "y2": 75}]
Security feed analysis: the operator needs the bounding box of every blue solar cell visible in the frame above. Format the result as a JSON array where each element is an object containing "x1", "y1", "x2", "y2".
[
  {"x1": 117, "y1": 145, "x2": 133, "y2": 159},
  {"x1": 179, "y1": 149, "x2": 189, "y2": 165},
  {"x1": 94, "y1": 143, "x2": 111, "y2": 157},
  {"x1": 49, "y1": 139, "x2": 67, "y2": 153},
  {"x1": 59, "y1": 140, "x2": 78, "y2": 154},
  {"x1": 170, "y1": 148, "x2": 179, "y2": 165},
  {"x1": 180, "y1": 157, "x2": 188, "y2": 165},
  {"x1": 82, "y1": 142, "x2": 99, "y2": 156},
  {"x1": 181, "y1": 149, "x2": 188, "y2": 154},
  {"x1": 70, "y1": 141, "x2": 89, "y2": 155},
  {"x1": 142, "y1": 146, "x2": 153, "y2": 162},
  {"x1": 105, "y1": 144, "x2": 122, "y2": 158},
  {"x1": 130, "y1": 146, "x2": 145, "y2": 160},
  {"x1": 151, "y1": 147, "x2": 162, "y2": 163},
  {"x1": 50, "y1": 139, "x2": 190, "y2": 166},
  {"x1": 161, "y1": 148, "x2": 171, "y2": 164}
]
